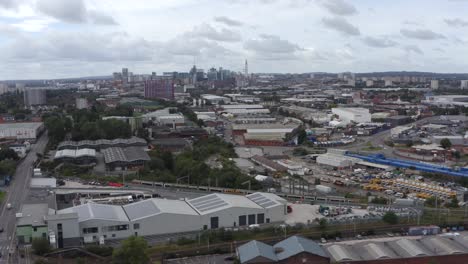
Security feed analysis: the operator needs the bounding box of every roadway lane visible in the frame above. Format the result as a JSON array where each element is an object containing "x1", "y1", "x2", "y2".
[{"x1": 0, "y1": 133, "x2": 48, "y2": 263}]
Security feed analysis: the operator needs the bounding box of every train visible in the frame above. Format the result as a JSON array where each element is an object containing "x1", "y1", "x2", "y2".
[{"x1": 131, "y1": 179, "x2": 359, "y2": 205}]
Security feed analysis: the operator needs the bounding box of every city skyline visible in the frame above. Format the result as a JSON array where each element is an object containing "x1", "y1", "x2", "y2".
[{"x1": 1, "y1": 0, "x2": 468, "y2": 80}]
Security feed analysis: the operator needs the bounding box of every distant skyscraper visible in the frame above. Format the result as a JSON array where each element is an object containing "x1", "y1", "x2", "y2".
[
  {"x1": 24, "y1": 88, "x2": 46, "y2": 106},
  {"x1": 122, "y1": 68, "x2": 129, "y2": 83},
  {"x1": 244, "y1": 59, "x2": 248, "y2": 76},
  {"x1": 144, "y1": 79, "x2": 174, "y2": 100},
  {"x1": 430, "y1": 80, "x2": 439, "y2": 89},
  {"x1": 461, "y1": 80, "x2": 468, "y2": 89}
]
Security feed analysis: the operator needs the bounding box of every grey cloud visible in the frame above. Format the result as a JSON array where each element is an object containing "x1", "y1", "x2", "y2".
[
  {"x1": 244, "y1": 34, "x2": 302, "y2": 53},
  {"x1": 36, "y1": 0, "x2": 116, "y2": 25},
  {"x1": 444, "y1": 18, "x2": 468, "y2": 27},
  {"x1": 400, "y1": 29, "x2": 445, "y2": 40},
  {"x1": 1, "y1": 31, "x2": 154, "y2": 63},
  {"x1": 404, "y1": 45, "x2": 423, "y2": 55},
  {"x1": 37, "y1": 0, "x2": 87, "y2": 23},
  {"x1": 320, "y1": 0, "x2": 357, "y2": 16},
  {"x1": 214, "y1": 16, "x2": 243, "y2": 27},
  {"x1": 363, "y1": 36, "x2": 397, "y2": 48},
  {"x1": 187, "y1": 24, "x2": 241, "y2": 42},
  {"x1": 322, "y1": 17, "x2": 360, "y2": 36},
  {"x1": 0, "y1": 0, "x2": 22, "y2": 9},
  {"x1": 89, "y1": 11, "x2": 118, "y2": 25}
]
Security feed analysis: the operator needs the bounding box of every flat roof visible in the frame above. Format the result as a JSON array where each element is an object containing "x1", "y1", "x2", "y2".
[
  {"x1": 30, "y1": 178, "x2": 57, "y2": 188},
  {"x1": 0, "y1": 122, "x2": 43, "y2": 130},
  {"x1": 18, "y1": 203, "x2": 49, "y2": 227}
]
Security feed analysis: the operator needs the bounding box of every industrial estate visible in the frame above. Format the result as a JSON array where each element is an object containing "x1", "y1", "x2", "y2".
[{"x1": 1, "y1": 1, "x2": 468, "y2": 264}]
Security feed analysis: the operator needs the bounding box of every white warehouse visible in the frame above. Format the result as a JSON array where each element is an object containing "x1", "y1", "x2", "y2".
[
  {"x1": 331, "y1": 108, "x2": 371, "y2": 125},
  {"x1": 0, "y1": 122, "x2": 44, "y2": 141},
  {"x1": 52, "y1": 192, "x2": 287, "y2": 244}
]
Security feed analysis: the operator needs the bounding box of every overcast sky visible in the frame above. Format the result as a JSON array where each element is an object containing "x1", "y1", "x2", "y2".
[{"x1": 1, "y1": 0, "x2": 468, "y2": 80}]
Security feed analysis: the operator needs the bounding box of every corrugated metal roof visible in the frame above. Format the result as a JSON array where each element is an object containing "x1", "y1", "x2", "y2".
[
  {"x1": 58, "y1": 203, "x2": 129, "y2": 222},
  {"x1": 327, "y1": 244, "x2": 357, "y2": 262},
  {"x1": 237, "y1": 240, "x2": 277, "y2": 263},
  {"x1": 123, "y1": 198, "x2": 198, "y2": 221},
  {"x1": 102, "y1": 147, "x2": 150, "y2": 164},
  {"x1": 274, "y1": 236, "x2": 328, "y2": 260},
  {"x1": 187, "y1": 193, "x2": 262, "y2": 215}
]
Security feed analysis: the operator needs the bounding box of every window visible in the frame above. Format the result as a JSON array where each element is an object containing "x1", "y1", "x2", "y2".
[
  {"x1": 33, "y1": 227, "x2": 37, "y2": 232},
  {"x1": 210, "y1": 217, "x2": 219, "y2": 229},
  {"x1": 57, "y1": 224, "x2": 62, "y2": 231},
  {"x1": 103, "y1": 225, "x2": 129, "y2": 232},
  {"x1": 203, "y1": 225, "x2": 207, "y2": 230},
  {"x1": 248, "y1": 214, "x2": 255, "y2": 225},
  {"x1": 257, "y1": 213, "x2": 265, "y2": 224},
  {"x1": 135, "y1": 232, "x2": 138, "y2": 236},
  {"x1": 133, "y1": 223, "x2": 140, "y2": 230},
  {"x1": 42, "y1": 233, "x2": 46, "y2": 238},
  {"x1": 112, "y1": 234, "x2": 116, "y2": 238},
  {"x1": 239, "y1": 215, "x2": 247, "y2": 226},
  {"x1": 104, "y1": 235, "x2": 107, "y2": 238},
  {"x1": 83, "y1": 227, "x2": 98, "y2": 234},
  {"x1": 266, "y1": 218, "x2": 270, "y2": 223}
]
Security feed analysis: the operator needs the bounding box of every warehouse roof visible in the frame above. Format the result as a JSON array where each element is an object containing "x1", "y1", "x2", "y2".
[
  {"x1": 275, "y1": 236, "x2": 328, "y2": 260},
  {"x1": 251, "y1": 155, "x2": 288, "y2": 172},
  {"x1": 222, "y1": 104, "x2": 264, "y2": 109},
  {"x1": 237, "y1": 240, "x2": 278, "y2": 263},
  {"x1": 30, "y1": 178, "x2": 57, "y2": 188},
  {"x1": 54, "y1": 148, "x2": 96, "y2": 159},
  {"x1": 102, "y1": 147, "x2": 150, "y2": 164},
  {"x1": 0, "y1": 122, "x2": 43, "y2": 130},
  {"x1": 58, "y1": 137, "x2": 147, "y2": 149},
  {"x1": 17, "y1": 203, "x2": 49, "y2": 227},
  {"x1": 123, "y1": 198, "x2": 198, "y2": 221},
  {"x1": 187, "y1": 193, "x2": 262, "y2": 215},
  {"x1": 58, "y1": 203, "x2": 129, "y2": 222},
  {"x1": 246, "y1": 192, "x2": 285, "y2": 209}
]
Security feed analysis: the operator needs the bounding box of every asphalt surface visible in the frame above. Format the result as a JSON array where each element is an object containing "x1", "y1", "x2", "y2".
[{"x1": 0, "y1": 133, "x2": 48, "y2": 263}]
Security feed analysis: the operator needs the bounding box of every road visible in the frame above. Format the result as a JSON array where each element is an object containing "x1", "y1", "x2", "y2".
[{"x1": 0, "y1": 133, "x2": 48, "y2": 263}]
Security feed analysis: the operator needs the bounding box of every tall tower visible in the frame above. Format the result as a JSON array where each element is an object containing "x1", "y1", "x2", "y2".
[{"x1": 244, "y1": 59, "x2": 248, "y2": 76}]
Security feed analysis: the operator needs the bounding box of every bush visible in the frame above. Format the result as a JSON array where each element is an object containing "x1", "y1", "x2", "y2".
[
  {"x1": 85, "y1": 245, "x2": 114, "y2": 257},
  {"x1": 382, "y1": 212, "x2": 398, "y2": 225},
  {"x1": 32, "y1": 238, "x2": 51, "y2": 256}
]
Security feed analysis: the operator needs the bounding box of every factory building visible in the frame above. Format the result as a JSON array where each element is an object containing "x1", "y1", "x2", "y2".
[
  {"x1": 332, "y1": 108, "x2": 371, "y2": 125},
  {"x1": 102, "y1": 147, "x2": 150, "y2": 171},
  {"x1": 54, "y1": 148, "x2": 97, "y2": 164},
  {"x1": 201, "y1": 94, "x2": 230, "y2": 105},
  {"x1": 58, "y1": 137, "x2": 147, "y2": 151},
  {"x1": 38, "y1": 192, "x2": 287, "y2": 246},
  {"x1": 0, "y1": 122, "x2": 44, "y2": 141}
]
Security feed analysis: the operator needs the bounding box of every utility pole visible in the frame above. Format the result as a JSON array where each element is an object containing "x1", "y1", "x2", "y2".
[{"x1": 241, "y1": 180, "x2": 251, "y2": 191}]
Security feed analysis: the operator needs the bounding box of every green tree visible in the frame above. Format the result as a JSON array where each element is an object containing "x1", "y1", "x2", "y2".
[
  {"x1": 318, "y1": 218, "x2": 328, "y2": 231},
  {"x1": 447, "y1": 197, "x2": 460, "y2": 208},
  {"x1": 32, "y1": 238, "x2": 51, "y2": 256},
  {"x1": 293, "y1": 147, "x2": 308, "y2": 156},
  {"x1": 425, "y1": 196, "x2": 437, "y2": 207},
  {"x1": 112, "y1": 236, "x2": 149, "y2": 264},
  {"x1": 440, "y1": 138, "x2": 452, "y2": 150},
  {"x1": 297, "y1": 128, "x2": 307, "y2": 144},
  {"x1": 382, "y1": 212, "x2": 398, "y2": 225}
]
